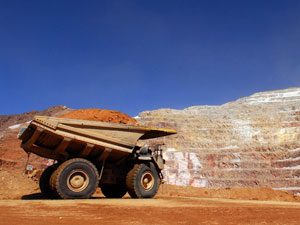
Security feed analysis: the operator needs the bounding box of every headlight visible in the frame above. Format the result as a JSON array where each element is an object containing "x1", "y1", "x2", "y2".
[{"x1": 17, "y1": 127, "x2": 28, "y2": 139}]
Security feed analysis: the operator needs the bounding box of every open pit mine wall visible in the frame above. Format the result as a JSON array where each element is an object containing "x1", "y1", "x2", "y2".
[{"x1": 137, "y1": 88, "x2": 300, "y2": 194}]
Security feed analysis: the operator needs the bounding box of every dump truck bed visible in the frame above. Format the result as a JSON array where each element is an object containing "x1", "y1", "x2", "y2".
[{"x1": 19, "y1": 116, "x2": 176, "y2": 162}]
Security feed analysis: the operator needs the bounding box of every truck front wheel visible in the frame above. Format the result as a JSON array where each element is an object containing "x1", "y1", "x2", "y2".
[
  {"x1": 126, "y1": 162, "x2": 160, "y2": 198},
  {"x1": 51, "y1": 158, "x2": 99, "y2": 199}
]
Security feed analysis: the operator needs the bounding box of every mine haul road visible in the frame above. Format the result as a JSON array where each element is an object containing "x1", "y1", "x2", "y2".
[{"x1": 0, "y1": 196, "x2": 300, "y2": 225}]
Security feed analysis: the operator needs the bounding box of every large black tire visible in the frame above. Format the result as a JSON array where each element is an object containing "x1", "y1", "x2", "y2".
[
  {"x1": 49, "y1": 166, "x2": 60, "y2": 198},
  {"x1": 39, "y1": 164, "x2": 58, "y2": 198},
  {"x1": 126, "y1": 162, "x2": 160, "y2": 198},
  {"x1": 101, "y1": 184, "x2": 127, "y2": 198},
  {"x1": 51, "y1": 158, "x2": 99, "y2": 199}
]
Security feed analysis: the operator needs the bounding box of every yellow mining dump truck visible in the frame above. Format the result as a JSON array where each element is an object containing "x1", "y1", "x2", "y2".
[{"x1": 18, "y1": 116, "x2": 176, "y2": 199}]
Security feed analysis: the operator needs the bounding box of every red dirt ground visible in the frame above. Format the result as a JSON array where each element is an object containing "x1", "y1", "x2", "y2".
[
  {"x1": 1, "y1": 196, "x2": 300, "y2": 225},
  {"x1": 59, "y1": 108, "x2": 137, "y2": 125},
  {"x1": 1, "y1": 171, "x2": 300, "y2": 225}
]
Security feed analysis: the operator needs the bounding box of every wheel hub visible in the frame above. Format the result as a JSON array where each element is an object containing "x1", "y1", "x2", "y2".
[
  {"x1": 140, "y1": 172, "x2": 154, "y2": 191},
  {"x1": 67, "y1": 170, "x2": 89, "y2": 192}
]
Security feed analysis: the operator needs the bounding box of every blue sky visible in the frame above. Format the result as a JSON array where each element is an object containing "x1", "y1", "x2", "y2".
[{"x1": 1, "y1": 0, "x2": 300, "y2": 116}]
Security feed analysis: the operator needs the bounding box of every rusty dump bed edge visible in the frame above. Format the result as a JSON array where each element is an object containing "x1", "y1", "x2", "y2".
[{"x1": 19, "y1": 116, "x2": 177, "y2": 161}]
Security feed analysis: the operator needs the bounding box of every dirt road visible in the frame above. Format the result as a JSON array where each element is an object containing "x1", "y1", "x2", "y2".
[
  {"x1": 1, "y1": 169, "x2": 300, "y2": 224},
  {"x1": 1, "y1": 196, "x2": 300, "y2": 225}
]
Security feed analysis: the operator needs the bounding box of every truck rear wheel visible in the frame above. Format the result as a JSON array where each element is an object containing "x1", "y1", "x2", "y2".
[
  {"x1": 101, "y1": 184, "x2": 127, "y2": 198},
  {"x1": 126, "y1": 162, "x2": 160, "y2": 198},
  {"x1": 39, "y1": 164, "x2": 58, "y2": 198},
  {"x1": 52, "y1": 158, "x2": 99, "y2": 199}
]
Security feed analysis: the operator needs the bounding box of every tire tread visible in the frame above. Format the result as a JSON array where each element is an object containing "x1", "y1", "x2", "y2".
[
  {"x1": 54, "y1": 158, "x2": 99, "y2": 199},
  {"x1": 126, "y1": 163, "x2": 160, "y2": 199},
  {"x1": 126, "y1": 164, "x2": 142, "y2": 198}
]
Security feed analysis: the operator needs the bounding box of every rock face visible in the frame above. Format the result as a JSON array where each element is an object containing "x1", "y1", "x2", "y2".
[{"x1": 137, "y1": 88, "x2": 300, "y2": 194}]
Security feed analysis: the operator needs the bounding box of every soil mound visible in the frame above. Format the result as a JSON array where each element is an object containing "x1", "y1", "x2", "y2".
[{"x1": 59, "y1": 109, "x2": 137, "y2": 125}]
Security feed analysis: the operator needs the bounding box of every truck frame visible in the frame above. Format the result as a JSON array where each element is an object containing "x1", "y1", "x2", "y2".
[{"x1": 18, "y1": 116, "x2": 176, "y2": 199}]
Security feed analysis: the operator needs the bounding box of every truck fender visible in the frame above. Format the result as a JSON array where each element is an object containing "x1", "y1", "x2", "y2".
[
  {"x1": 152, "y1": 155, "x2": 164, "y2": 170},
  {"x1": 137, "y1": 156, "x2": 164, "y2": 170}
]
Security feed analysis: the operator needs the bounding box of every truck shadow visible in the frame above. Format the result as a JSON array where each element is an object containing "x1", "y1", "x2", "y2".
[
  {"x1": 21, "y1": 193, "x2": 106, "y2": 200},
  {"x1": 21, "y1": 193, "x2": 47, "y2": 200}
]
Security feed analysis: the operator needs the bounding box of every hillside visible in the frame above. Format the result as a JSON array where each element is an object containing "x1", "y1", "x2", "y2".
[{"x1": 137, "y1": 87, "x2": 300, "y2": 194}]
